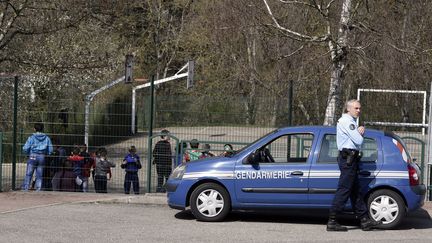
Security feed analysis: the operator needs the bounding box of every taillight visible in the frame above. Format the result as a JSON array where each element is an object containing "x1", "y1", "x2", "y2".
[{"x1": 408, "y1": 164, "x2": 419, "y2": 186}]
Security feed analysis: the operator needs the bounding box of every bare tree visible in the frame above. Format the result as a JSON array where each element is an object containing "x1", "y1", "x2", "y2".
[{"x1": 262, "y1": 0, "x2": 357, "y2": 125}]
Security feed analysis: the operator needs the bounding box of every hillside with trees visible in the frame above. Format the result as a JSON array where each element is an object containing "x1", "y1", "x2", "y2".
[{"x1": 1, "y1": 0, "x2": 431, "y2": 131}]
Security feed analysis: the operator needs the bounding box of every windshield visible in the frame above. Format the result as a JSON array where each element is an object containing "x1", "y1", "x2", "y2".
[{"x1": 230, "y1": 129, "x2": 278, "y2": 156}]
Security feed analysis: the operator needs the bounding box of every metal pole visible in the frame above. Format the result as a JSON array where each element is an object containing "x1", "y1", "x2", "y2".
[
  {"x1": 287, "y1": 80, "x2": 293, "y2": 159},
  {"x1": 0, "y1": 132, "x2": 3, "y2": 191},
  {"x1": 131, "y1": 89, "x2": 136, "y2": 134},
  {"x1": 84, "y1": 76, "x2": 125, "y2": 145},
  {"x1": 427, "y1": 81, "x2": 432, "y2": 200},
  {"x1": 146, "y1": 75, "x2": 155, "y2": 193},
  {"x1": 12, "y1": 76, "x2": 18, "y2": 190},
  {"x1": 287, "y1": 80, "x2": 293, "y2": 126},
  {"x1": 84, "y1": 98, "x2": 91, "y2": 147},
  {"x1": 422, "y1": 91, "x2": 427, "y2": 135},
  {"x1": 130, "y1": 71, "x2": 189, "y2": 133}
]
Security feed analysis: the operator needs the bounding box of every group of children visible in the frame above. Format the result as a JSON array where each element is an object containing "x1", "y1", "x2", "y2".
[
  {"x1": 38, "y1": 141, "x2": 232, "y2": 194},
  {"x1": 182, "y1": 139, "x2": 234, "y2": 163},
  {"x1": 47, "y1": 145, "x2": 141, "y2": 194}
]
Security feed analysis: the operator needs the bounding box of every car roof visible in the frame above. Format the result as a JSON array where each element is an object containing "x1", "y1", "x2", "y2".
[{"x1": 276, "y1": 125, "x2": 385, "y2": 137}]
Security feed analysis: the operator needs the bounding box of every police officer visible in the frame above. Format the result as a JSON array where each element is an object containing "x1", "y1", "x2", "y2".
[{"x1": 327, "y1": 99, "x2": 382, "y2": 231}]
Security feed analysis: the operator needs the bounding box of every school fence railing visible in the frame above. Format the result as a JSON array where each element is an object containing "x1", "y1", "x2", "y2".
[{"x1": 0, "y1": 85, "x2": 430, "y2": 198}]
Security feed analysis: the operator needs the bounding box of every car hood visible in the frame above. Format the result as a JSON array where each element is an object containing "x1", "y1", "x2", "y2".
[{"x1": 185, "y1": 156, "x2": 235, "y2": 173}]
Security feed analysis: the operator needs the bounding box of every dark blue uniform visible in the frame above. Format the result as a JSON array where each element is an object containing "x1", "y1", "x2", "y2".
[
  {"x1": 327, "y1": 113, "x2": 381, "y2": 231},
  {"x1": 330, "y1": 113, "x2": 367, "y2": 217}
]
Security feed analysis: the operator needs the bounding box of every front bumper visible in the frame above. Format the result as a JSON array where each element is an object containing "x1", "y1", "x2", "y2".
[
  {"x1": 165, "y1": 181, "x2": 179, "y2": 193},
  {"x1": 166, "y1": 179, "x2": 196, "y2": 210}
]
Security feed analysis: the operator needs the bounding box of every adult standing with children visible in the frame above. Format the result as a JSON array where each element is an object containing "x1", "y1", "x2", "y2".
[
  {"x1": 153, "y1": 129, "x2": 172, "y2": 193},
  {"x1": 22, "y1": 122, "x2": 53, "y2": 191}
]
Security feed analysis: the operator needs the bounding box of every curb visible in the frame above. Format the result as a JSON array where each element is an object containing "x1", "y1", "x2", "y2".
[
  {"x1": 98, "y1": 196, "x2": 432, "y2": 216},
  {"x1": 92, "y1": 193, "x2": 167, "y2": 205},
  {"x1": 1, "y1": 191, "x2": 431, "y2": 215}
]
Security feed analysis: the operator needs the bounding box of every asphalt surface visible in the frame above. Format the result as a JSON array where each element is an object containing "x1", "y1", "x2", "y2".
[{"x1": 0, "y1": 192, "x2": 431, "y2": 242}]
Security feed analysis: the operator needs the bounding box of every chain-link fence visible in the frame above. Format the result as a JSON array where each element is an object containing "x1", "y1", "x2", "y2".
[
  {"x1": 1, "y1": 83, "x2": 288, "y2": 193},
  {"x1": 358, "y1": 90, "x2": 430, "y2": 192},
  {"x1": 0, "y1": 78, "x2": 431, "y2": 198}
]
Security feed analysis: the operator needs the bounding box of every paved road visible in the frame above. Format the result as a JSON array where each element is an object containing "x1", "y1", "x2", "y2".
[{"x1": 1, "y1": 203, "x2": 431, "y2": 243}]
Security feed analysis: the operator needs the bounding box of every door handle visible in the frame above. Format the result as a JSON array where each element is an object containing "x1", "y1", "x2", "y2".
[
  {"x1": 359, "y1": 171, "x2": 371, "y2": 176},
  {"x1": 291, "y1": 171, "x2": 304, "y2": 176}
]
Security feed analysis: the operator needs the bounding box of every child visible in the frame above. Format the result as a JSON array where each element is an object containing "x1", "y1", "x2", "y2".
[
  {"x1": 184, "y1": 139, "x2": 201, "y2": 162},
  {"x1": 68, "y1": 146, "x2": 85, "y2": 192},
  {"x1": 79, "y1": 144, "x2": 93, "y2": 192},
  {"x1": 220, "y1": 144, "x2": 234, "y2": 157},
  {"x1": 94, "y1": 147, "x2": 116, "y2": 193},
  {"x1": 200, "y1": 143, "x2": 215, "y2": 159},
  {"x1": 121, "y1": 146, "x2": 142, "y2": 194}
]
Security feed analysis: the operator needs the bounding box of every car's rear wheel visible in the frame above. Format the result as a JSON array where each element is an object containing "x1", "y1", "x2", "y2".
[
  {"x1": 190, "y1": 183, "x2": 231, "y2": 222},
  {"x1": 367, "y1": 189, "x2": 406, "y2": 229}
]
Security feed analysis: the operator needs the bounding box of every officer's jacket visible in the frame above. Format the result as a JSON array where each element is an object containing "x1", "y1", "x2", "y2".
[{"x1": 336, "y1": 113, "x2": 363, "y2": 151}]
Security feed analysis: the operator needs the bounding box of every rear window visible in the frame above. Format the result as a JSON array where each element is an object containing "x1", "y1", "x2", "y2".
[
  {"x1": 385, "y1": 132, "x2": 412, "y2": 163},
  {"x1": 318, "y1": 134, "x2": 378, "y2": 163}
]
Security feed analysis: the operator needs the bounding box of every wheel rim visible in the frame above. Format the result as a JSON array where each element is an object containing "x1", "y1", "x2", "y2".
[
  {"x1": 369, "y1": 195, "x2": 399, "y2": 224},
  {"x1": 196, "y1": 189, "x2": 225, "y2": 217}
]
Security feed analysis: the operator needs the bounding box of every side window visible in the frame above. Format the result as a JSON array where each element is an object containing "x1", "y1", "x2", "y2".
[
  {"x1": 259, "y1": 133, "x2": 313, "y2": 163},
  {"x1": 318, "y1": 134, "x2": 338, "y2": 163},
  {"x1": 318, "y1": 135, "x2": 378, "y2": 163},
  {"x1": 360, "y1": 138, "x2": 378, "y2": 163}
]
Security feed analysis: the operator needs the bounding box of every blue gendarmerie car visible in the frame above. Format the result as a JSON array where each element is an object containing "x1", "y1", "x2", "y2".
[{"x1": 166, "y1": 126, "x2": 426, "y2": 229}]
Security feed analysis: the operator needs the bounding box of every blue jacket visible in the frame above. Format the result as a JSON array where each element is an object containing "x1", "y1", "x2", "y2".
[
  {"x1": 22, "y1": 132, "x2": 53, "y2": 155},
  {"x1": 121, "y1": 154, "x2": 142, "y2": 172}
]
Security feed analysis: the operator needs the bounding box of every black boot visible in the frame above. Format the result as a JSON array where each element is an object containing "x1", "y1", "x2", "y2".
[
  {"x1": 360, "y1": 217, "x2": 382, "y2": 231},
  {"x1": 326, "y1": 215, "x2": 348, "y2": 232}
]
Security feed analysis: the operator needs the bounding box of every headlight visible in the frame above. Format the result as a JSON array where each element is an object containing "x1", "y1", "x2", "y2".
[{"x1": 169, "y1": 164, "x2": 186, "y2": 180}]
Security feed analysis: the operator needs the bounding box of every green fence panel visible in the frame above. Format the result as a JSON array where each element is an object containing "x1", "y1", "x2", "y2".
[
  {"x1": 401, "y1": 136, "x2": 425, "y2": 184},
  {"x1": 0, "y1": 132, "x2": 3, "y2": 192}
]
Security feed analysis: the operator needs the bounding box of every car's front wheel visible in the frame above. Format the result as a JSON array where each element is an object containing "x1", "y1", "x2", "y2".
[
  {"x1": 367, "y1": 189, "x2": 406, "y2": 229},
  {"x1": 190, "y1": 183, "x2": 231, "y2": 222}
]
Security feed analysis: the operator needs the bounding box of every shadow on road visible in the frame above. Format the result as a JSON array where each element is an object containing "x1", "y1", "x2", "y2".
[
  {"x1": 174, "y1": 208, "x2": 432, "y2": 230},
  {"x1": 397, "y1": 208, "x2": 432, "y2": 230}
]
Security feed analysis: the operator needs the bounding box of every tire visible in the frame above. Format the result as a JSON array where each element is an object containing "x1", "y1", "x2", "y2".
[
  {"x1": 190, "y1": 183, "x2": 231, "y2": 222},
  {"x1": 367, "y1": 189, "x2": 406, "y2": 229}
]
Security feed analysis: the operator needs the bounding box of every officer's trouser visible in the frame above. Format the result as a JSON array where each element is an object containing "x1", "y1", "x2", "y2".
[{"x1": 329, "y1": 151, "x2": 367, "y2": 218}]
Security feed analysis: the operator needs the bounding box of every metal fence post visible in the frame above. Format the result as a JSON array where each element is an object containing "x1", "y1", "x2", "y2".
[
  {"x1": 427, "y1": 81, "x2": 432, "y2": 200},
  {"x1": 429, "y1": 165, "x2": 432, "y2": 201},
  {"x1": 0, "y1": 132, "x2": 3, "y2": 191},
  {"x1": 287, "y1": 80, "x2": 293, "y2": 127},
  {"x1": 146, "y1": 75, "x2": 155, "y2": 193},
  {"x1": 12, "y1": 76, "x2": 18, "y2": 190}
]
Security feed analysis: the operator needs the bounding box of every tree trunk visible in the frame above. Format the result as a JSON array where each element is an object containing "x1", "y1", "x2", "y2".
[
  {"x1": 323, "y1": 0, "x2": 353, "y2": 125},
  {"x1": 245, "y1": 27, "x2": 258, "y2": 125}
]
